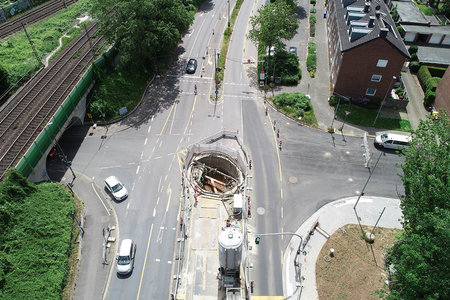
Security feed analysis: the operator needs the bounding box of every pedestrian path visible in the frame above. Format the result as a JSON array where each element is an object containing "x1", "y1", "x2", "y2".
[{"x1": 283, "y1": 196, "x2": 403, "y2": 299}]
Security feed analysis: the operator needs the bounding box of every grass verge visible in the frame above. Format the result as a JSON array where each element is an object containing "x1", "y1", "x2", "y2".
[
  {"x1": 217, "y1": 0, "x2": 244, "y2": 82},
  {"x1": 335, "y1": 104, "x2": 412, "y2": 131},
  {"x1": 0, "y1": 0, "x2": 91, "y2": 84},
  {"x1": 316, "y1": 224, "x2": 402, "y2": 300},
  {"x1": 271, "y1": 92, "x2": 318, "y2": 128}
]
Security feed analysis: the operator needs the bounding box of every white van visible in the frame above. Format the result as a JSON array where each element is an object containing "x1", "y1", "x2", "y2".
[
  {"x1": 116, "y1": 239, "x2": 136, "y2": 275},
  {"x1": 374, "y1": 133, "x2": 411, "y2": 150}
]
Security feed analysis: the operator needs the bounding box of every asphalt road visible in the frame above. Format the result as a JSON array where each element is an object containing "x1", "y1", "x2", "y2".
[{"x1": 56, "y1": 0, "x2": 405, "y2": 298}]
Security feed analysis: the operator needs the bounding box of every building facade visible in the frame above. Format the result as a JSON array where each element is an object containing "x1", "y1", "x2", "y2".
[{"x1": 327, "y1": 0, "x2": 409, "y2": 99}]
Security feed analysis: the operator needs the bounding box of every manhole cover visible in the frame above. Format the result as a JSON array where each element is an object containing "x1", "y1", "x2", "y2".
[
  {"x1": 289, "y1": 176, "x2": 298, "y2": 184},
  {"x1": 256, "y1": 207, "x2": 265, "y2": 215}
]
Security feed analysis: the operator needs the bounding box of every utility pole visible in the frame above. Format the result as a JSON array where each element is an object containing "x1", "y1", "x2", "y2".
[{"x1": 22, "y1": 22, "x2": 42, "y2": 67}]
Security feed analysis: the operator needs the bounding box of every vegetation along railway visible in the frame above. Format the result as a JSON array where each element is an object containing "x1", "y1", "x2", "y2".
[
  {"x1": 0, "y1": 22, "x2": 104, "y2": 179},
  {"x1": 0, "y1": 0, "x2": 78, "y2": 40}
]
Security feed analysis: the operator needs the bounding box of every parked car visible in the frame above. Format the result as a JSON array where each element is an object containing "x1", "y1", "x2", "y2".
[
  {"x1": 105, "y1": 176, "x2": 128, "y2": 201},
  {"x1": 116, "y1": 239, "x2": 136, "y2": 275},
  {"x1": 186, "y1": 58, "x2": 197, "y2": 74},
  {"x1": 289, "y1": 46, "x2": 297, "y2": 55},
  {"x1": 374, "y1": 133, "x2": 411, "y2": 150}
]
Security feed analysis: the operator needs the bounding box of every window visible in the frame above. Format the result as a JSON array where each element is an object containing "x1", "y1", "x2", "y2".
[
  {"x1": 371, "y1": 74, "x2": 382, "y2": 82},
  {"x1": 366, "y1": 88, "x2": 376, "y2": 96},
  {"x1": 377, "y1": 59, "x2": 388, "y2": 67}
]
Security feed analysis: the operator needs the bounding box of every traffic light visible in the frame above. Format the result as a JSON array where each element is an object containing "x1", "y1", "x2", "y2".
[{"x1": 255, "y1": 237, "x2": 260, "y2": 245}]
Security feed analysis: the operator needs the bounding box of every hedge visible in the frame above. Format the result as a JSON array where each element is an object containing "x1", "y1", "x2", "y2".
[
  {"x1": 424, "y1": 89, "x2": 436, "y2": 106},
  {"x1": 417, "y1": 65, "x2": 447, "y2": 90},
  {"x1": 409, "y1": 62, "x2": 420, "y2": 73},
  {"x1": 408, "y1": 45, "x2": 418, "y2": 55},
  {"x1": 425, "y1": 77, "x2": 440, "y2": 92}
]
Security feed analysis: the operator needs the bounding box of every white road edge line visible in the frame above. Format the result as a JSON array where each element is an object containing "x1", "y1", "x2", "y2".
[{"x1": 91, "y1": 183, "x2": 110, "y2": 216}]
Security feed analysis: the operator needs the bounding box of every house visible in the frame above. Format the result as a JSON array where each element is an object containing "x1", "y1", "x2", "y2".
[
  {"x1": 434, "y1": 67, "x2": 450, "y2": 112},
  {"x1": 327, "y1": 0, "x2": 410, "y2": 99}
]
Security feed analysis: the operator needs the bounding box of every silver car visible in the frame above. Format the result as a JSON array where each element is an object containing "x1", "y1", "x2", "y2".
[
  {"x1": 117, "y1": 239, "x2": 136, "y2": 275},
  {"x1": 105, "y1": 176, "x2": 128, "y2": 201}
]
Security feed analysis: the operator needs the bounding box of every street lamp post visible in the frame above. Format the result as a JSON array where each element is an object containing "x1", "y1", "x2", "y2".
[{"x1": 373, "y1": 76, "x2": 396, "y2": 126}]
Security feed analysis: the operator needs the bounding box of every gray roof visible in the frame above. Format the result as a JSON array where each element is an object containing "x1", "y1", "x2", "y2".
[
  {"x1": 392, "y1": 0, "x2": 428, "y2": 24},
  {"x1": 402, "y1": 24, "x2": 450, "y2": 35},
  {"x1": 333, "y1": 0, "x2": 410, "y2": 57},
  {"x1": 417, "y1": 46, "x2": 450, "y2": 65}
]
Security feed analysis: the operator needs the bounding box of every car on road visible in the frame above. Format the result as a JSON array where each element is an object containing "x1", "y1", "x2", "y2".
[
  {"x1": 116, "y1": 239, "x2": 136, "y2": 275},
  {"x1": 186, "y1": 58, "x2": 197, "y2": 74},
  {"x1": 289, "y1": 46, "x2": 297, "y2": 55},
  {"x1": 374, "y1": 133, "x2": 411, "y2": 150},
  {"x1": 105, "y1": 176, "x2": 128, "y2": 201}
]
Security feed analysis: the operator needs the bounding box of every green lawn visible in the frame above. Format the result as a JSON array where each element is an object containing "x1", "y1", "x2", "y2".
[{"x1": 336, "y1": 104, "x2": 412, "y2": 131}]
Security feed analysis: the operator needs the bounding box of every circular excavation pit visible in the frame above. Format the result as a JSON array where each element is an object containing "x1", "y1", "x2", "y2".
[{"x1": 188, "y1": 152, "x2": 244, "y2": 197}]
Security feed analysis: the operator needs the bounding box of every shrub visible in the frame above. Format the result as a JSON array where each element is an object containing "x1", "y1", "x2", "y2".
[
  {"x1": 425, "y1": 77, "x2": 440, "y2": 92},
  {"x1": 409, "y1": 61, "x2": 420, "y2": 73},
  {"x1": 310, "y1": 0, "x2": 316, "y2": 4},
  {"x1": 274, "y1": 92, "x2": 312, "y2": 111},
  {"x1": 408, "y1": 45, "x2": 418, "y2": 55},
  {"x1": 310, "y1": 8, "x2": 317, "y2": 13},
  {"x1": 409, "y1": 53, "x2": 418, "y2": 61},
  {"x1": 328, "y1": 95, "x2": 339, "y2": 106},
  {"x1": 308, "y1": 42, "x2": 316, "y2": 54},
  {"x1": 310, "y1": 13, "x2": 316, "y2": 37},
  {"x1": 307, "y1": 54, "x2": 317, "y2": 72},
  {"x1": 281, "y1": 75, "x2": 300, "y2": 85},
  {"x1": 424, "y1": 89, "x2": 436, "y2": 106},
  {"x1": 418, "y1": 65, "x2": 432, "y2": 89},
  {"x1": 397, "y1": 25, "x2": 405, "y2": 36}
]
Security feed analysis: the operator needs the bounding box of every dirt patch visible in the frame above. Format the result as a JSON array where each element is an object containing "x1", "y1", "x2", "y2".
[{"x1": 316, "y1": 224, "x2": 401, "y2": 300}]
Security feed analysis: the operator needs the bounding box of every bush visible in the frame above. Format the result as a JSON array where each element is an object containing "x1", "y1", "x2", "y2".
[
  {"x1": 310, "y1": 8, "x2": 317, "y2": 13},
  {"x1": 425, "y1": 77, "x2": 440, "y2": 92},
  {"x1": 274, "y1": 92, "x2": 312, "y2": 111},
  {"x1": 409, "y1": 61, "x2": 420, "y2": 73},
  {"x1": 408, "y1": 45, "x2": 418, "y2": 55},
  {"x1": 310, "y1": 13, "x2": 316, "y2": 37},
  {"x1": 281, "y1": 75, "x2": 300, "y2": 85},
  {"x1": 424, "y1": 89, "x2": 436, "y2": 106},
  {"x1": 328, "y1": 95, "x2": 340, "y2": 106},
  {"x1": 308, "y1": 42, "x2": 316, "y2": 54},
  {"x1": 307, "y1": 54, "x2": 317, "y2": 72},
  {"x1": 418, "y1": 65, "x2": 432, "y2": 89},
  {"x1": 409, "y1": 53, "x2": 418, "y2": 61},
  {"x1": 310, "y1": 0, "x2": 316, "y2": 4},
  {"x1": 397, "y1": 25, "x2": 405, "y2": 36}
]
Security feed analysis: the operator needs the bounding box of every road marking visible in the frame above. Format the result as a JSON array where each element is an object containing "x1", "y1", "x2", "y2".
[
  {"x1": 159, "y1": 100, "x2": 177, "y2": 135},
  {"x1": 144, "y1": 137, "x2": 148, "y2": 145},
  {"x1": 155, "y1": 258, "x2": 160, "y2": 262},
  {"x1": 166, "y1": 184, "x2": 172, "y2": 211},
  {"x1": 136, "y1": 165, "x2": 140, "y2": 174},
  {"x1": 156, "y1": 196, "x2": 160, "y2": 205},
  {"x1": 183, "y1": 93, "x2": 197, "y2": 135},
  {"x1": 203, "y1": 256, "x2": 207, "y2": 290},
  {"x1": 148, "y1": 125, "x2": 151, "y2": 133},
  {"x1": 136, "y1": 223, "x2": 154, "y2": 300},
  {"x1": 140, "y1": 151, "x2": 143, "y2": 159},
  {"x1": 169, "y1": 98, "x2": 178, "y2": 135},
  {"x1": 153, "y1": 207, "x2": 156, "y2": 217},
  {"x1": 281, "y1": 206, "x2": 283, "y2": 219},
  {"x1": 158, "y1": 177, "x2": 162, "y2": 192},
  {"x1": 91, "y1": 183, "x2": 110, "y2": 216},
  {"x1": 189, "y1": 18, "x2": 206, "y2": 58}
]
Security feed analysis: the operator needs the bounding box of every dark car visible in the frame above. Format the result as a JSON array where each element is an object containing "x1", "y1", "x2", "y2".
[
  {"x1": 186, "y1": 58, "x2": 197, "y2": 74},
  {"x1": 289, "y1": 46, "x2": 297, "y2": 55}
]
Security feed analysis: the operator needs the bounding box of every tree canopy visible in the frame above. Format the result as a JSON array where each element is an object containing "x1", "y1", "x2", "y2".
[
  {"x1": 90, "y1": 0, "x2": 194, "y2": 69},
  {"x1": 386, "y1": 112, "x2": 450, "y2": 299},
  {"x1": 248, "y1": 0, "x2": 298, "y2": 56}
]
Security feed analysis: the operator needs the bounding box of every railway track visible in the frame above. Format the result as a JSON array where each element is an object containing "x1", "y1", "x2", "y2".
[
  {"x1": 0, "y1": 0, "x2": 78, "y2": 40},
  {"x1": 0, "y1": 22, "x2": 105, "y2": 179}
]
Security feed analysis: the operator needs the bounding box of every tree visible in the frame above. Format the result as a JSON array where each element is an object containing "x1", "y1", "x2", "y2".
[
  {"x1": 386, "y1": 112, "x2": 450, "y2": 299},
  {"x1": 90, "y1": 0, "x2": 193, "y2": 70},
  {"x1": 248, "y1": 0, "x2": 298, "y2": 57}
]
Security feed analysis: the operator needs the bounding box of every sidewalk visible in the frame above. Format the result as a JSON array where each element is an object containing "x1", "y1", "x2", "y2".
[{"x1": 283, "y1": 196, "x2": 403, "y2": 299}]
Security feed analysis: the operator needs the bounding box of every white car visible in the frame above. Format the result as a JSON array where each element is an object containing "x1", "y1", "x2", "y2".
[
  {"x1": 116, "y1": 239, "x2": 136, "y2": 275},
  {"x1": 374, "y1": 133, "x2": 411, "y2": 150},
  {"x1": 105, "y1": 176, "x2": 128, "y2": 201}
]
